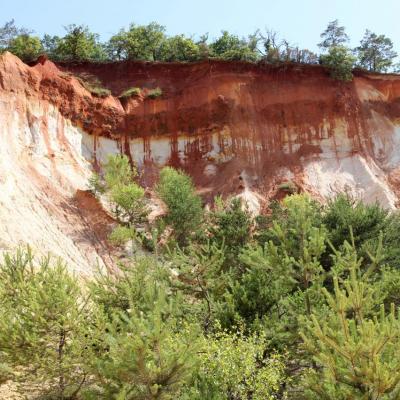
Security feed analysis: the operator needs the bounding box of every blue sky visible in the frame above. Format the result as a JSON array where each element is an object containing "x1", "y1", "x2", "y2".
[{"x1": 1, "y1": 0, "x2": 400, "y2": 55}]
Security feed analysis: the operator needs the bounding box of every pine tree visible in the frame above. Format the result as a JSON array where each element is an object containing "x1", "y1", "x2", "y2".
[
  {"x1": 89, "y1": 154, "x2": 149, "y2": 247},
  {"x1": 301, "y1": 237, "x2": 400, "y2": 399},
  {"x1": 169, "y1": 240, "x2": 226, "y2": 330},
  {"x1": 88, "y1": 256, "x2": 199, "y2": 399},
  {"x1": 0, "y1": 248, "x2": 98, "y2": 399},
  {"x1": 156, "y1": 167, "x2": 203, "y2": 246}
]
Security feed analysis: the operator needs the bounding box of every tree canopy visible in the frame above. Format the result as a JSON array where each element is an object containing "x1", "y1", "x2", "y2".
[
  {"x1": 356, "y1": 29, "x2": 398, "y2": 72},
  {"x1": 0, "y1": 19, "x2": 399, "y2": 79}
]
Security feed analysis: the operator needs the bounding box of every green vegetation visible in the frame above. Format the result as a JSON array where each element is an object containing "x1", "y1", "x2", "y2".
[
  {"x1": 4, "y1": 173, "x2": 400, "y2": 398},
  {"x1": 42, "y1": 24, "x2": 106, "y2": 62},
  {"x1": 356, "y1": 29, "x2": 398, "y2": 73},
  {"x1": 119, "y1": 87, "x2": 141, "y2": 99},
  {"x1": 320, "y1": 45, "x2": 356, "y2": 81},
  {"x1": 7, "y1": 34, "x2": 42, "y2": 62},
  {"x1": 76, "y1": 74, "x2": 111, "y2": 97},
  {"x1": 0, "y1": 249, "x2": 98, "y2": 398},
  {"x1": 318, "y1": 19, "x2": 350, "y2": 50},
  {"x1": 318, "y1": 20, "x2": 355, "y2": 80},
  {"x1": 1, "y1": 19, "x2": 398, "y2": 75},
  {"x1": 146, "y1": 87, "x2": 163, "y2": 99},
  {"x1": 89, "y1": 154, "x2": 148, "y2": 247},
  {"x1": 156, "y1": 166, "x2": 202, "y2": 245},
  {"x1": 278, "y1": 180, "x2": 297, "y2": 194}
]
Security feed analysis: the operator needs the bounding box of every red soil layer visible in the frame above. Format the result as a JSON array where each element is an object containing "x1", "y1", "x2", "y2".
[{"x1": 2, "y1": 52, "x2": 400, "y2": 199}]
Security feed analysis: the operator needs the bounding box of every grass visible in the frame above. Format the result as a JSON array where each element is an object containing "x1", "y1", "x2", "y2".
[
  {"x1": 75, "y1": 73, "x2": 111, "y2": 98},
  {"x1": 278, "y1": 181, "x2": 297, "y2": 194},
  {"x1": 119, "y1": 87, "x2": 142, "y2": 99},
  {"x1": 146, "y1": 87, "x2": 163, "y2": 99}
]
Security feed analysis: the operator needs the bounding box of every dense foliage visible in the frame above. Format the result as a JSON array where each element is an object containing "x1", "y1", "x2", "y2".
[
  {"x1": 2, "y1": 164, "x2": 400, "y2": 399},
  {"x1": 0, "y1": 19, "x2": 398, "y2": 79}
]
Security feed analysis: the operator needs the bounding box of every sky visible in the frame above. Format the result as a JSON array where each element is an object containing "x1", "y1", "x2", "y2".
[{"x1": 1, "y1": 0, "x2": 400, "y2": 55}]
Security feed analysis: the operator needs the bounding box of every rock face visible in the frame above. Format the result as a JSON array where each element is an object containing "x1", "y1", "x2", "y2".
[{"x1": 1, "y1": 52, "x2": 400, "y2": 271}]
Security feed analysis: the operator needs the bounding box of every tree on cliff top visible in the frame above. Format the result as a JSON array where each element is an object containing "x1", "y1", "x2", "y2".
[
  {"x1": 318, "y1": 19, "x2": 349, "y2": 50},
  {"x1": 210, "y1": 30, "x2": 260, "y2": 61},
  {"x1": 8, "y1": 34, "x2": 43, "y2": 62},
  {"x1": 50, "y1": 24, "x2": 106, "y2": 61},
  {"x1": 355, "y1": 30, "x2": 398, "y2": 72},
  {"x1": 107, "y1": 22, "x2": 166, "y2": 61},
  {"x1": 0, "y1": 19, "x2": 31, "y2": 50},
  {"x1": 320, "y1": 45, "x2": 355, "y2": 81}
]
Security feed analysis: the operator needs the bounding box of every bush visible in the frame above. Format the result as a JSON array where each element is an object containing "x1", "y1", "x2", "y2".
[
  {"x1": 147, "y1": 87, "x2": 163, "y2": 99},
  {"x1": 208, "y1": 197, "x2": 253, "y2": 270},
  {"x1": 320, "y1": 45, "x2": 356, "y2": 81},
  {"x1": 156, "y1": 167, "x2": 203, "y2": 245},
  {"x1": 185, "y1": 329, "x2": 287, "y2": 400},
  {"x1": 323, "y1": 194, "x2": 388, "y2": 252},
  {"x1": 90, "y1": 154, "x2": 148, "y2": 247},
  {"x1": 8, "y1": 34, "x2": 43, "y2": 62},
  {"x1": 119, "y1": 87, "x2": 141, "y2": 99},
  {"x1": 76, "y1": 74, "x2": 111, "y2": 97},
  {"x1": 278, "y1": 180, "x2": 297, "y2": 194}
]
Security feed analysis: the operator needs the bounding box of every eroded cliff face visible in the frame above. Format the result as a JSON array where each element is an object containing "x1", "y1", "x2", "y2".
[{"x1": 1, "y1": 51, "x2": 400, "y2": 271}]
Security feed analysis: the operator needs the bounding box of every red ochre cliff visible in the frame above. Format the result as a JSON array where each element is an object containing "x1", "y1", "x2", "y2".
[{"x1": 1, "y1": 51, "x2": 400, "y2": 272}]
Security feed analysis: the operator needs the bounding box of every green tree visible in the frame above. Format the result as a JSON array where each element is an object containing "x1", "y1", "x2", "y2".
[
  {"x1": 159, "y1": 35, "x2": 200, "y2": 62},
  {"x1": 107, "y1": 22, "x2": 166, "y2": 61},
  {"x1": 322, "y1": 194, "x2": 388, "y2": 258},
  {"x1": 55, "y1": 24, "x2": 106, "y2": 61},
  {"x1": 109, "y1": 183, "x2": 147, "y2": 226},
  {"x1": 356, "y1": 30, "x2": 398, "y2": 72},
  {"x1": 222, "y1": 240, "x2": 296, "y2": 328},
  {"x1": 169, "y1": 240, "x2": 227, "y2": 330},
  {"x1": 0, "y1": 19, "x2": 31, "y2": 50},
  {"x1": 103, "y1": 154, "x2": 135, "y2": 189},
  {"x1": 318, "y1": 19, "x2": 349, "y2": 50},
  {"x1": 89, "y1": 256, "x2": 198, "y2": 399},
  {"x1": 8, "y1": 34, "x2": 42, "y2": 62},
  {"x1": 320, "y1": 45, "x2": 355, "y2": 81},
  {"x1": 156, "y1": 167, "x2": 203, "y2": 246},
  {"x1": 41, "y1": 33, "x2": 63, "y2": 60},
  {"x1": 0, "y1": 248, "x2": 97, "y2": 399},
  {"x1": 302, "y1": 239, "x2": 400, "y2": 399},
  {"x1": 89, "y1": 154, "x2": 148, "y2": 246},
  {"x1": 208, "y1": 197, "x2": 253, "y2": 270},
  {"x1": 210, "y1": 30, "x2": 259, "y2": 61},
  {"x1": 379, "y1": 212, "x2": 400, "y2": 269},
  {"x1": 90, "y1": 309, "x2": 198, "y2": 399},
  {"x1": 90, "y1": 256, "x2": 173, "y2": 318}
]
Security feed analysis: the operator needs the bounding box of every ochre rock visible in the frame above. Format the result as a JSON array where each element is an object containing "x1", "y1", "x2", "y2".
[{"x1": 1, "y1": 52, "x2": 400, "y2": 272}]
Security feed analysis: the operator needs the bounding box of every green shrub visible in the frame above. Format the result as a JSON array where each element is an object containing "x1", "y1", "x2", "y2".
[
  {"x1": 76, "y1": 74, "x2": 111, "y2": 97},
  {"x1": 108, "y1": 225, "x2": 136, "y2": 246},
  {"x1": 208, "y1": 197, "x2": 253, "y2": 270},
  {"x1": 185, "y1": 329, "x2": 287, "y2": 400},
  {"x1": 8, "y1": 34, "x2": 43, "y2": 62},
  {"x1": 323, "y1": 194, "x2": 388, "y2": 251},
  {"x1": 119, "y1": 87, "x2": 141, "y2": 99},
  {"x1": 90, "y1": 155, "x2": 148, "y2": 248},
  {"x1": 278, "y1": 180, "x2": 297, "y2": 194},
  {"x1": 147, "y1": 87, "x2": 163, "y2": 99},
  {"x1": 88, "y1": 256, "x2": 198, "y2": 399},
  {"x1": 156, "y1": 167, "x2": 203, "y2": 245},
  {"x1": 320, "y1": 45, "x2": 355, "y2": 81}
]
